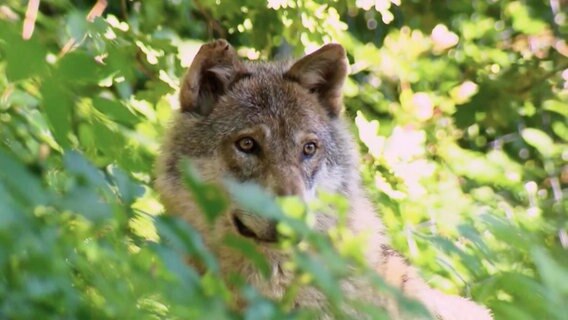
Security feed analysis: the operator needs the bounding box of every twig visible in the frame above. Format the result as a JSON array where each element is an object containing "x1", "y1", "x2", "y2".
[
  {"x1": 120, "y1": 0, "x2": 128, "y2": 19},
  {"x1": 59, "y1": 38, "x2": 79, "y2": 57},
  {"x1": 59, "y1": 0, "x2": 108, "y2": 57},
  {"x1": 193, "y1": 0, "x2": 226, "y2": 39},
  {"x1": 22, "y1": 0, "x2": 40, "y2": 40},
  {"x1": 87, "y1": 0, "x2": 108, "y2": 22}
]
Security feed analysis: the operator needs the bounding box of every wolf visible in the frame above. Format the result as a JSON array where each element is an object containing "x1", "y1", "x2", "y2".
[{"x1": 155, "y1": 39, "x2": 492, "y2": 319}]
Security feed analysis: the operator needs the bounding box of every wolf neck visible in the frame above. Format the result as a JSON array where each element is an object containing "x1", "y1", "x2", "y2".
[{"x1": 331, "y1": 118, "x2": 387, "y2": 267}]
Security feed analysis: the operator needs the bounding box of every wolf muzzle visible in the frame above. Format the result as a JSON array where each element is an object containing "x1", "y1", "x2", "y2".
[{"x1": 232, "y1": 210, "x2": 279, "y2": 243}]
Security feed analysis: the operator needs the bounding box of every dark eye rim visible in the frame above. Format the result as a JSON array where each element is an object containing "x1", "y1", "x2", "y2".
[
  {"x1": 303, "y1": 141, "x2": 318, "y2": 157},
  {"x1": 236, "y1": 137, "x2": 258, "y2": 153}
]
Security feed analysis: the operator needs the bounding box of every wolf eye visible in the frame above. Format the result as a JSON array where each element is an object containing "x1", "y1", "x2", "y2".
[
  {"x1": 236, "y1": 137, "x2": 257, "y2": 153},
  {"x1": 303, "y1": 142, "x2": 317, "y2": 157}
]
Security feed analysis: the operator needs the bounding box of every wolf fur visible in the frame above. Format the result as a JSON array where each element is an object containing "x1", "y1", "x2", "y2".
[{"x1": 155, "y1": 39, "x2": 492, "y2": 319}]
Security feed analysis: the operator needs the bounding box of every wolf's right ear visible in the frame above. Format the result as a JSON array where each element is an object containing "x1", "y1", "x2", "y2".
[
  {"x1": 179, "y1": 39, "x2": 245, "y2": 115},
  {"x1": 285, "y1": 44, "x2": 348, "y2": 117}
]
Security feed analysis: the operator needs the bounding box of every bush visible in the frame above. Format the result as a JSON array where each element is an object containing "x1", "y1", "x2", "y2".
[{"x1": 0, "y1": 0, "x2": 566, "y2": 319}]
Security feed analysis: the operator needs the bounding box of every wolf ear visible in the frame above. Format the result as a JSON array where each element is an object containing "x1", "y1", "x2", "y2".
[
  {"x1": 179, "y1": 39, "x2": 245, "y2": 115},
  {"x1": 285, "y1": 44, "x2": 348, "y2": 117}
]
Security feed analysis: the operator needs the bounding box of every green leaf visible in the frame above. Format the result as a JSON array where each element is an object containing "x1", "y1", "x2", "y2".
[
  {"x1": 521, "y1": 128, "x2": 555, "y2": 157},
  {"x1": 64, "y1": 151, "x2": 108, "y2": 188},
  {"x1": 180, "y1": 160, "x2": 229, "y2": 223},
  {"x1": 108, "y1": 166, "x2": 144, "y2": 205},
  {"x1": 155, "y1": 215, "x2": 219, "y2": 274},
  {"x1": 223, "y1": 234, "x2": 271, "y2": 278},
  {"x1": 532, "y1": 247, "x2": 568, "y2": 295},
  {"x1": 57, "y1": 51, "x2": 99, "y2": 85},
  {"x1": 543, "y1": 100, "x2": 568, "y2": 117},
  {"x1": 92, "y1": 97, "x2": 139, "y2": 126},
  {"x1": 61, "y1": 186, "x2": 112, "y2": 222},
  {"x1": 1, "y1": 27, "x2": 48, "y2": 81},
  {"x1": 294, "y1": 252, "x2": 341, "y2": 303},
  {"x1": 41, "y1": 80, "x2": 73, "y2": 149},
  {"x1": 0, "y1": 147, "x2": 47, "y2": 206},
  {"x1": 66, "y1": 11, "x2": 90, "y2": 42},
  {"x1": 223, "y1": 179, "x2": 284, "y2": 220}
]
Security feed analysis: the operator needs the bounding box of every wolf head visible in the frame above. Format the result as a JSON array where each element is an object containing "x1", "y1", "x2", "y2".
[{"x1": 156, "y1": 39, "x2": 363, "y2": 249}]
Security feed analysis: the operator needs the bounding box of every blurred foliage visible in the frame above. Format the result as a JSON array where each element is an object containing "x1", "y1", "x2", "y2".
[{"x1": 1, "y1": 0, "x2": 567, "y2": 319}]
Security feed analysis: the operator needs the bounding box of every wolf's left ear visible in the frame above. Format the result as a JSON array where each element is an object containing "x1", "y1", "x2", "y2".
[
  {"x1": 285, "y1": 44, "x2": 348, "y2": 117},
  {"x1": 179, "y1": 39, "x2": 245, "y2": 115}
]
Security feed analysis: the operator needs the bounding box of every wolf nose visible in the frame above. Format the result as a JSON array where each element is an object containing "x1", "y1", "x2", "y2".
[{"x1": 273, "y1": 183, "x2": 303, "y2": 197}]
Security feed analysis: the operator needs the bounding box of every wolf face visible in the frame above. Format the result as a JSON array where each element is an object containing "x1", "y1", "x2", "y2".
[{"x1": 157, "y1": 40, "x2": 363, "y2": 246}]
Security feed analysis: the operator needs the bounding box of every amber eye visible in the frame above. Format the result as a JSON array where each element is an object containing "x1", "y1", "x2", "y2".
[
  {"x1": 303, "y1": 142, "x2": 317, "y2": 157},
  {"x1": 236, "y1": 137, "x2": 257, "y2": 153}
]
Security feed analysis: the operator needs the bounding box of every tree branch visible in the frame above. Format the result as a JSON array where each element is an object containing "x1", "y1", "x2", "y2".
[{"x1": 22, "y1": 0, "x2": 39, "y2": 40}]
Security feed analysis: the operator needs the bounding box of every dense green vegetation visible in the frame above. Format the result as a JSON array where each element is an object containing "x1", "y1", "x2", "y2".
[{"x1": 0, "y1": 0, "x2": 566, "y2": 319}]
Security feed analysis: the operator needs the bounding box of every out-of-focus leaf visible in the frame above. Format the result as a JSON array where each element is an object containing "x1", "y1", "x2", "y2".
[
  {"x1": 224, "y1": 179, "x2": 284, "y2": 220},
  {"x1": 64, "y1": 151, "x2": 108, "y2": 188},
  {"x1": 293, "y1": 252, "x2": 341, "y2": 304},
  {"x1": 109, "y1": 166, "x2": 145, "y2": 205},
  {"x1": 543, "y1": 100, "x2": 568, "y2": 117},
  {"x1": 223, "y1": 234, "x2": 271, "y2": 278},
  {"x1": 521, "y1": 128, "x2": 555, "y2": 157},
  {"x1": 155, "y1": 215, "x2": 219, "y2": 274},
  {"x1": 0, "y1": 27, "x2": 48, "y2": 81},
  {"x1": 92, "y1": 97, "x2": 139, "y2": 126},
  {"x1": 180, "y1": 160, "x2": 229, "y2": 223},
  {"x1": 41, "y1": 80, "x2": 73, "y2": 149},
  {"x1": 57, "y1": 51, "x2": 99, "y2": 85},
  {"x1": 0, "y1": 148, "x2": 47, "y2": 206},
  {"x1": 61, "y1": 186, "x2": 112, "y2": 222},
  {"x1": 532, "y1": 247, "x2": 568, "y2": 316},
  {"x1": 0, "y1": 1, "x2": 566, "y2": 319}
]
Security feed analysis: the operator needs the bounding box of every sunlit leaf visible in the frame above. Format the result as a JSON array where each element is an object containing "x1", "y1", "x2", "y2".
[{"x1": 521, "y1": 128, "x2": 555, "y2": 157}]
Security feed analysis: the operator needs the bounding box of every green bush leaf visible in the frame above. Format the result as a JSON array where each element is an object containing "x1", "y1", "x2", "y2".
[{"x1": 521, "y1": 128, "x2": 555, "y2": 157}]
